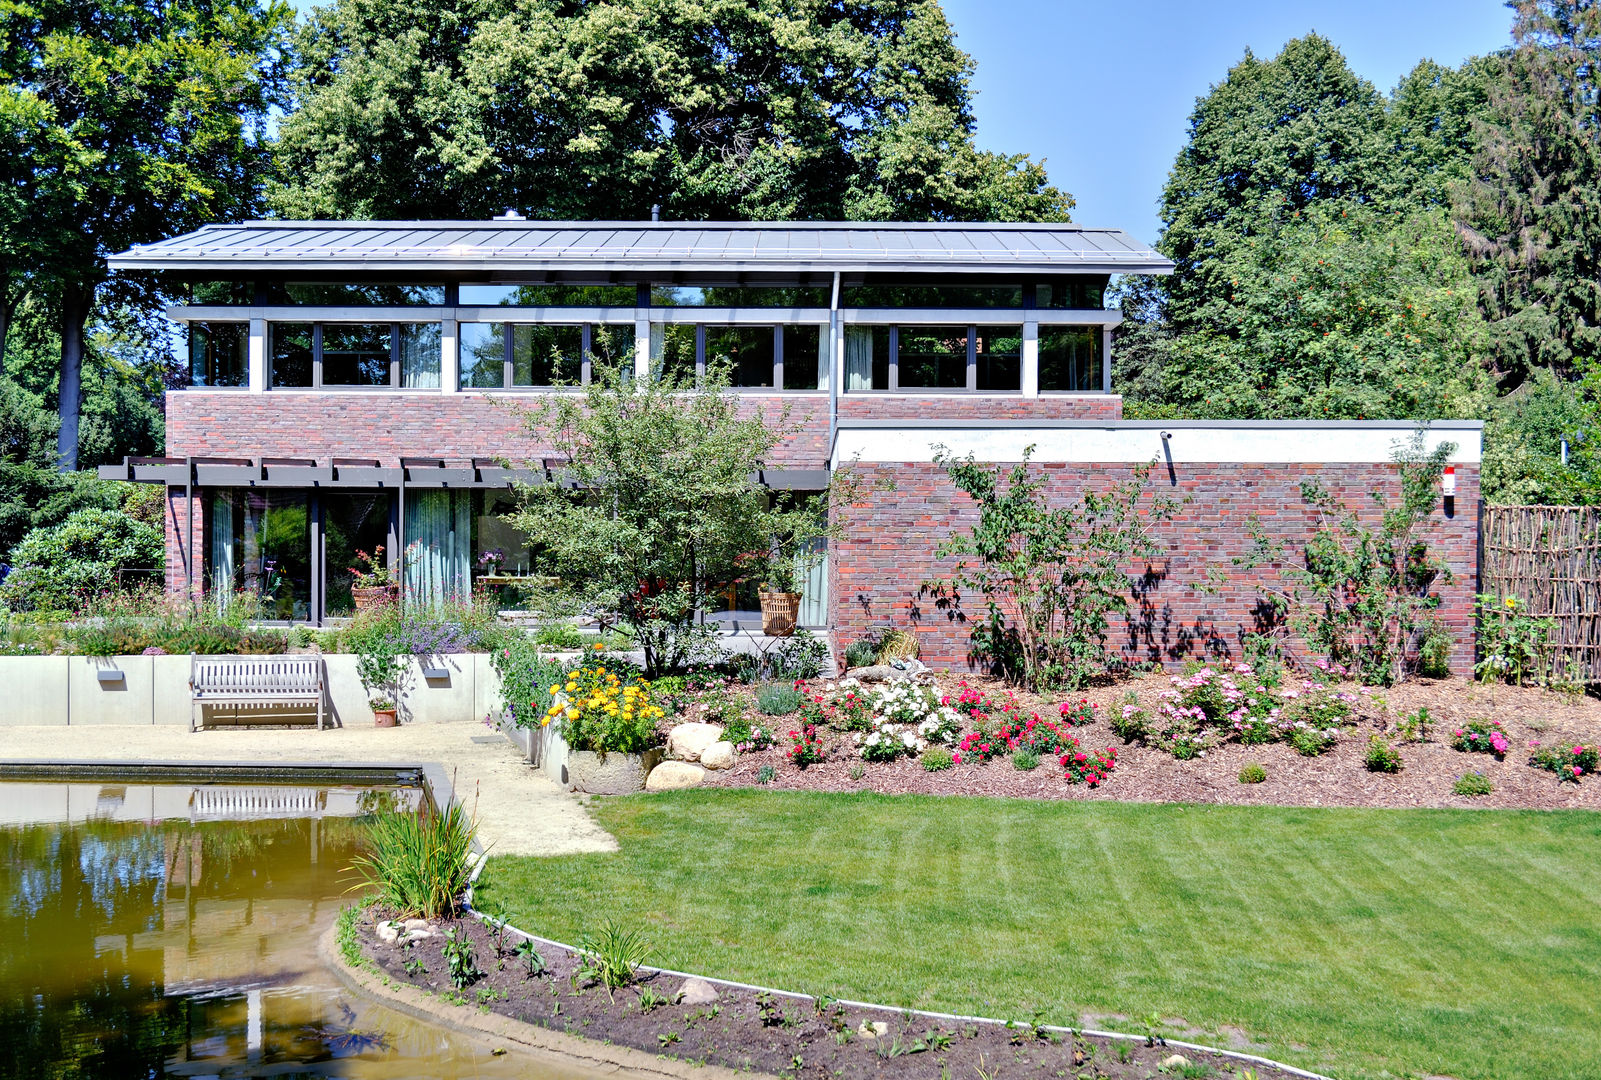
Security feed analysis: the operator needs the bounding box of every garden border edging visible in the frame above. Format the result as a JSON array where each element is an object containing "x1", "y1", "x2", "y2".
[{"x1": 459, "y1": 868, "x2": 1338, "y2": 1080}]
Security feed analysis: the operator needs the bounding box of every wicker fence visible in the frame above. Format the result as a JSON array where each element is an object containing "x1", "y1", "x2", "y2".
[{"x1": 1480, "y1": 505, "x2": 1601, "y2": 683}]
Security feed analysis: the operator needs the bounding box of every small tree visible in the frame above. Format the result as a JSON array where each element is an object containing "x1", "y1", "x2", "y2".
[
  {"x1": 509, "y1": 361, "x2": 831, "y2": 678},
  {"x1": 1233, "y1": 430, "x2": 1455, "y2": 686},
  {"x1": 930, "y1": 448, "x2": 1180, "y2": 691},
  {"x1": 0, "y1": 507, "x2": 163, "y2": 612}
]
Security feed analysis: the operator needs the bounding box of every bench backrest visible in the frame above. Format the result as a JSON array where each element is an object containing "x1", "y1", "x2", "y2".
[{"x1": 192, "y1": 656, "x2": 324, "y2": 696}]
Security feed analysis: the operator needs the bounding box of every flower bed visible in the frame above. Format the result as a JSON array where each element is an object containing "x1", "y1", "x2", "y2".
[{"x1": 352, "y1": 905, "x2": 1311, "y2": 1080}]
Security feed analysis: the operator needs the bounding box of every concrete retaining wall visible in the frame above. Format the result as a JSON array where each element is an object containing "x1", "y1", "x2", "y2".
[{"x1": 0, "y1": 653, "x2": 508, "y2": 729}]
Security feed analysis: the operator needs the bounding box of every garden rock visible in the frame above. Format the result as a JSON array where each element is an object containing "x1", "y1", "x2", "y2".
[
  {"x1": 857, "y1": 1021, "x2": 889, "y2": 1040},
  {"x1": 667, "y1": 722, "x2": 725, "y2": 761},
  {"x1": 676, "y1": 977, "x2": 720, "y2": 1005},
  {"x1": 646, "y1": 761, "x2": 705, "y2": 790},
  {"x1": 376, "y1": 921, "x2": 400, "y2": 944},
  {"x1": 1160, "y1": 1055, "x2": 1190, "y2": 1070},
  {"x1": 566, "y1": 750, "x2": 649, "y2": 795},
  {"x1": 848, "y1": 659, "x2": 928, "y2": 682},
  {"x1": 700, "y1": 741, "x2": 736, "y2": 770}
]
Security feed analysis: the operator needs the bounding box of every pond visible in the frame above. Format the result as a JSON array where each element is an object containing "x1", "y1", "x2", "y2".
[{"x1": 0, "y1": 779, "x2": 578, "y2": 1079}]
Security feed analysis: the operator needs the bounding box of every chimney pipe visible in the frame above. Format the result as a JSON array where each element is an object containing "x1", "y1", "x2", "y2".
[{"x1": 651, "y1": 203, "x2": 661, "y2": 222}]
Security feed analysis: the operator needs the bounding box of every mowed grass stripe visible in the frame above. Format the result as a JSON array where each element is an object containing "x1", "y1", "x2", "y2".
[{"x1": 480, "y1": 791, "x2": 1601, "y2": 1080}]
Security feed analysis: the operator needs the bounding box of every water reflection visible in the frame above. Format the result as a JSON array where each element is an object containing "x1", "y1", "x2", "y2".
[{"x1": 0, "y1": 781, "x2": 570, "y2": 1079}]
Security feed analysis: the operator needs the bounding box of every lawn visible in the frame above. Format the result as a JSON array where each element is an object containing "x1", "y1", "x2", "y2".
[{"x1": 478, "y1": 791, "x2": 1601, "y2": 1080}]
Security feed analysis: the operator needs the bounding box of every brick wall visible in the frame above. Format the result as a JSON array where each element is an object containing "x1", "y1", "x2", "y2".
[{"x1": 831, "y1": 460, "x2": 1481, "y2": 677}]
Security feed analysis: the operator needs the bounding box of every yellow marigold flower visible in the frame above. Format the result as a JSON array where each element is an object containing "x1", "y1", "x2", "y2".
[
  {"x1": 622, "y1": 709, "x2": 633, "y2": 719},
  {"x1": 548, "y1": 684, "x2": 561, "y2": 695},
  {"x1": 565, "y1": 708, "x2": 579, "y2": 721}
]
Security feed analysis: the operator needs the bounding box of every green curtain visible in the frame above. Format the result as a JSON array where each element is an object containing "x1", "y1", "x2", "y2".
[
  {"x1": 207, "y1": 490, "x2": 236, "y2": 606},
  {"x1": 404, "y1": 490, "x2": 472, "y2": 608},
  {"x1": 845, "y1": 326, "x2": 874, "y2": 390}
]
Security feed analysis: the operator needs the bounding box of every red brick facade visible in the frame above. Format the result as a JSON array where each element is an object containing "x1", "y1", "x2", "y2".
[{"x1": 830, "y1": 460, "x2": 1481, "y2": 677}]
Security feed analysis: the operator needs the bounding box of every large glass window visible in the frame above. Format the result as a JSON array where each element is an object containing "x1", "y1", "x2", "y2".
[
  {"x1": 268, "y1": 322, "x2": 439, "y2": 388},
  {"x1": 188, "y1": 322, "x2": 248, "y2": 387},
  {"x1": 651, "y1": 285, "x2": 829, "y2": 307},
  {"x1": 270, "y1": 323, "x2": 314, "y2": 388},
  {"x1": 650, "y1": 324, "x2": 697, "y2": 384},
  {"x1": 782, "y1": 325, "x2": 822, "y2": 390},
  {"x1": 320, "y1": 324, "x2": 393, "y2": 386},
  {"x1": 588, "y1": 324, "x2": 633, "y2": 368},
  {"x1": 1039, "y1": 327, "x2": 1104, "y2": 392},
  {"x1": 513, "y1": 324, "x2": 583, "y2": 386},
  {"x1": 185, "y1": 282, "x2": 255, "y2": 305},
  {"x1": 459, "y1": 322, "x2": 506, "y2": 388},
  {"x1": 975, "y1": 327, "x2": 1022, "y2": 391},
  {"x1": 460, "y1": 284, "x2": 636, "y2": 306},
  {"x1": 705, "y1": 327, "x2": 775, "y2": 388},
  {"x1": 1035, "y1": 278, "x2": 1108, "y2": 310},
  {"x1": 271, "y1": 282, "x2": 445, "y2": 305},
  {"x1": 322, "y1": 491, "x2": 394, "y2": 616},
  {"x1": 897, "y1": 326, "x2": 968, "y2": 389},
  {"x1": 843, "y1": 284, "x2": 1024, "y2": 308},
  {"x1": 206, "y1": 491, "x2": 312, "y2": 621}
]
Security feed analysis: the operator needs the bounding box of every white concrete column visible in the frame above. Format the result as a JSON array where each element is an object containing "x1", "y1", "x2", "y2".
[
  {"x1": 440, "y1": 318, "x2": 459, "y2": 393},
  {"x1": 634, "y1": 316, "x2": 651, "y2": 379},
  {"x1": 826, "y1": 320, "x2": 842, "y2": 391},
  {"x1": 248, "y1": 317, "x2": 266, "y2": 392},
  {"x1": 1021, "y1": 318, "x2": 1039, "y2": 397}
]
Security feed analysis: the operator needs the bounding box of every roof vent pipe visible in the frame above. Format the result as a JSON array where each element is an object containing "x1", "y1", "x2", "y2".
[
  {"x1": 651, "y1": 203, "x2": 661, "y2": 222},
  {"x1": 494, "y1": 209, "x2": 525, "y2": 220}
]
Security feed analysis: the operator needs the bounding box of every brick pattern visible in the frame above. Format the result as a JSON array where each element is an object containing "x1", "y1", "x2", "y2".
[
  {"x1": 831, "y1": 461, "x2": 1481, "y2": 677},
  {"x1": 164, "y1": 487, "x2": 204, "y2": 600}
]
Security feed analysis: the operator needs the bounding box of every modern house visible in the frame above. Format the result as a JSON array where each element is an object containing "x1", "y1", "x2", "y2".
[{"x1": 104, "y1": 219, "x2": 1483, "y2": 671}]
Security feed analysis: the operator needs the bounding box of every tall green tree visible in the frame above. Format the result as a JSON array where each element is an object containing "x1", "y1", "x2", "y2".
[
  {"x1": 2, "y1": 0, "x2": 289, "y2": 470},
  {"x1": 271, "y1": 0, "x2": 1072, "y2": 222},
  {"x1": 1453, "y1": 0, "x2": 1601, "y2": 386}
]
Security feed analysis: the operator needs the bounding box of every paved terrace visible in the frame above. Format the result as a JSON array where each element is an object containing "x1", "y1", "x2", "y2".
[{"x1": 0, "y1": 721, "x2": 616, "y2": 857}]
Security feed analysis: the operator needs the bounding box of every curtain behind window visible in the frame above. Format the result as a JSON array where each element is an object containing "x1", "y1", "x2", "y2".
[
  {"x1": 845, "y1": 327, "x2": 874, "y2": 390},
  {"x1": 401, "y1": 323, "x2": 442, "y2": 388},
  {"x1": 404, "y1": 490, "x2": 472, "y2": 607},
  {"x1": 207, "y1": 491, "x2": 237, "y2": 606}
]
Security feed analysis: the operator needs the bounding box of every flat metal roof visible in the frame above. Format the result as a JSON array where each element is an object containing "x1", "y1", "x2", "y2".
[{"x1": 107, "y1": 220, "x2": 1172, "y2": 276}]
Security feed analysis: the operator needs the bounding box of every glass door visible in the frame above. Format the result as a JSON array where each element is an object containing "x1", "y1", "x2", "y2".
[{"x1": 320, "y1": 491, "x2": 395, "y2": 618}]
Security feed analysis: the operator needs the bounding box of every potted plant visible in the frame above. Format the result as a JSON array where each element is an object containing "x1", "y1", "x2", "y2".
[
  {"x1": 552, "y1": 663, "x2": 667, "y2": 794},
  {"x1": 357, "y1": 634, "x2": 407, "y2": 728},
  {"x1": 349, "y1": 546, "x2": 399, "y2": 610},
  {"x1": 758, "y1": 559, "x2": 804, "y2": 638}
]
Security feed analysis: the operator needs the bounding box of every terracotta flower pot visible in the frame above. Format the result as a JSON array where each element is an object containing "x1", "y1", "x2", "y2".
[
  {"x1": 352, "y1": 584, "x2": 398, "y2": 611},
  {"x1": 759, "y1": 590, "x2": 800, "y2": 637},
  {"x1": 372, "y1": 708, "x2": 398, "y2": 728}
]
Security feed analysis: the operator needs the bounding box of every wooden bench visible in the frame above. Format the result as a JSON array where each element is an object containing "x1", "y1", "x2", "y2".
[{"x1": 190, "y1": 655, "x2": 328, "y2": 732}]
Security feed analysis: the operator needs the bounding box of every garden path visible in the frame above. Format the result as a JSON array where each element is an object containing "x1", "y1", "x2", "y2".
[{"x1": 0, "y1": 720, "x2": 618, "y2": 856}]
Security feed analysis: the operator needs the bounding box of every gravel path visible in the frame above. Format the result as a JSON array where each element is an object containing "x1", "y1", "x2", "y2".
[{"x1": 0, "y1": 720, "x2": 617, "y2": 856}]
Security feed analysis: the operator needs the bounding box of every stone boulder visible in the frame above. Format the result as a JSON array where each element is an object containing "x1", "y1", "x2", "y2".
[
  {"x1": 677, "y1": 977, "x2": 720, "y2": 1005},
  {"x1": 667, "y1": 722, "x2": 725, "y2": 761},
  {"x1": 646, "y1": 761, "x2": 705, "y2": 790},
  {"x1": 700, "y1": 741, "x2": 736, "y2": 770}
]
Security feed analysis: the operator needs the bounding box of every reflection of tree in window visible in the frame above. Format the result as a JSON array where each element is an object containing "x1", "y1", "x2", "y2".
[
  {"x1": 271, "y1": 324, "x2": 313, "y2": 387},
  {"x1": 512, "y1": 325, "x2": 582, "y2": 386},
  {"x1": 705, "y1": 327, "x2": 774, "y2": 387},
  {"x1": 782, "y1": 326, "x2": 821, "y2": 389},
  {"x1": 189, "y1": 322, "x2": 248, "y2": 387},
  {"x1": 1039, "y1": 327, "x2": 1102, "y2": 392},
  {"x1": 897, "y1": 326, "x2": 966, "y2": 388},
  {"x1": 651, "y1": 324, "x2": 696, "y2": 383},
  {"x1": 458, "y1": 323, "x2": 505, "y2": 388},
  {"x1": 320, "y1": 324, "x2": 391, "y2": 386},
  {"x1": 975, "y1": 327, "x2": 1021, "y2": 391},
  {"x1": 588, "y1": 324, "x2": 632, "y2": 370},
  {"x1": 322, "y1": 492, "x2": 393, "y2": 615}
]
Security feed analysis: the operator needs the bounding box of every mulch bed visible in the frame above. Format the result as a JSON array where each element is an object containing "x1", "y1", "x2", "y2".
[
  {"x1": 699, "y1": 672, "x2": 1601, "y2": 810},
  {"x1": 358, "y1": 907, "x2": 1310, "y2": 1080}
]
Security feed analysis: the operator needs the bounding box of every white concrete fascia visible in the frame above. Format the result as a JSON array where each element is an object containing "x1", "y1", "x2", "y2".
[{"x1": 831, "y1": 422, "x2": 1482, "y2": 468}]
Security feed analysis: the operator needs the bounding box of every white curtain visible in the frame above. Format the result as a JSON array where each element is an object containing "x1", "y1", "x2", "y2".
[
  {"x1": 845, "y1": 327, "x2": 874, "y2": 390},
  {"x1": 797, "y1": 542, "x2": 828, "y2": 627},
  {"x1": 401, "y1": 323, "x2": 441, "y2": 388},
  {"x1": 208, "y1": 491, "x2": 236, "y2": 606},
  {"x1": 404, "y1": 490, "x2": 472, "y2": 608}
]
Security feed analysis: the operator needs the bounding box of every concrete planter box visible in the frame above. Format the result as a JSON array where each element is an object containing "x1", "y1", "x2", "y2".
[{"x1": 564, "y1": 748, "x2": 663, "y2": 795}]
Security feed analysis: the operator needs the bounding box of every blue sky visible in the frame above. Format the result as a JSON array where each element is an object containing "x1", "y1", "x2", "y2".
[
  {"x1": 284, "y1": 0, "x2": 1514, "y2": 241},
  {"x1": 943, "y1": 0, "x2": 1515, "y2": 243}
]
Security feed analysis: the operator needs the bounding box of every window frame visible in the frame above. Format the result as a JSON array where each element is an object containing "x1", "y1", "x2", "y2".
[
  {"x1": 689, "y1": 323, "x2": 824, "y2": 391},
  {"x1": 457, "y1": 322, "x2": 595, "y2": 391},
  {"x1": 848, "y1": 324, "x2": 1023, "y2": 394},
  {"x1": 187, "y1": 320, "x2": 251, "y2": 389},
  {"x1": 269, "y1": 321, "x2": 440, "y2": 390}
]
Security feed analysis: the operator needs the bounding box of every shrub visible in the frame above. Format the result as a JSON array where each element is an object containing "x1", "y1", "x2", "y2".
[
  {"x1": 1364, "y1": 735, "x2": 1404, "y2": 773},
  {"x1": 1474, "y1": 594, "x2": 1557, "y2": 686},
  {"x1": 858, "y1": 718, "x2": 915, "y2": 762},
  {"x1": 768, "y1": 630, "x2": 829, "y2": 680},
  {"x1": 534, "y1": 622, "x2": 587, "y2": 650},
  {"x1": 1238, "y1": 762, "x2": 1267, "y2": 784},
  {"x1": 1453, "y1": 771, "x2": 1494, "y2": 796},
  {"x1": 1059, "y1": 742, "x2": 1117, "y2": 786},
  {"x1": 756, "y1": 682, "x2": 804, "y2": 716},
  {"x1": 843, "y1": 637, "x2": 879, "y2": 669},
  {"x1": 491, "y1": 636, "x2": 568, "y2": 731},
  {"x1": 1111, "y1": 698, "x2": 1150, "y2": 743},
  {"x1": 869, "y1": 681, "x2": 962, "y2": 743},
  {"x1": 1417, "y1": 621, "x2": 1454, "y2": 678},
  {"x1": 1057, "y1": 699, "x2": 1097, "y2": 726},
  {"x1": 920, "y1": 745, "x2": 953, "y2": 772},
  {"x1": 441, "y1": 927, "x2": 483, "y2": 988},
  {"x1": 1395, "y1": 707, "x2": 1432, "y2": 743},
  {"x1": 574, "y1": 920, "x2": 651, "y2": 993},
  {"x1": 876, "y1": 628, "x2": 920, "y2": 662},
  {"x1": 1288, "y1": 725, "x2": 1338, "y2": 756},
  {"x1": 723, "y1": 713, "x2": 777, "y2": 752},
  {"x1": 1529, "y1": 741, "x2": 1599, "y2": 782},
  {"x1": 1450, "y1": 718, "x2": 1509, "y2": 758},
  {"x1": 350, "y1": 801, "x2": 477, "y2": 919},
  {"x1": 1, "y1": 508, "x2": 164, "y2": 612},
  {"x1": 800, "y1": 679, "x2": 874, "y2": 732},
  {"x1": 932, "y1": 450, "x2": 1179, "y2": 691},
  {"x1": 1011, "y1": 747, "x2": 1040, "y2": 771},
  {"x1": 787, "y1": 724, "x2": 825, "y2": 767},
  {"x1": 755, "y1": 764, "x2": 777, "y2": 784}
]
